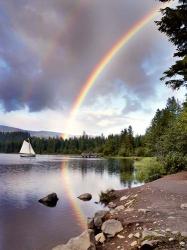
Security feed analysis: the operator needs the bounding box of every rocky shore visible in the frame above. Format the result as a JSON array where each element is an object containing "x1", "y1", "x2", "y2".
[{"x1": 53, "y1": 171, "x2": 187, "y2": 250}]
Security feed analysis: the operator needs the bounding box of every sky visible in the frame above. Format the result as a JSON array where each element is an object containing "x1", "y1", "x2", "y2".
[{"x1": 0, "y1": 0, "x2": 185, "y2": 136}]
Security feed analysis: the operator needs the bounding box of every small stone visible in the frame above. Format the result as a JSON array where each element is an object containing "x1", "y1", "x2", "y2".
[
  {"x1": 169, "y1": 238, "x2": 174, "y2": 242},
  {"x1": 138, "y1": 208, "x2": 151, "y2": 214},
  {"x1": 181, "y1": 232, "x2": 187, "y2": 237},
  {"x1": 117, "y1": 234, "x2": 125, "y2": 239},
  {"x1": 110, "y1": 209, "x2": 116, "y2": 215},
  {"x1": 180, "y1": 203, "x2": 187, "y2": 209},
  {"x1": 125, "y1": 200, "x2": 134, "y2": 206},
  {"x1": 115, "y1": 205, "x2": 125, "y2": 212},
  {"x1": 128, "y1": 233, "x2": 133, "y2": 239},
  {"x1": 136, "y1": 223, "x2": 140, "y2": 227},
  {"x1": 125, "y1": 208, "x2": 134, "y2": 212},
  {"x1": 180, "y1": 241, "x2": 185, "y2": 247},
  {"x1": 168, "y1": 216, "x2": 175, "y2": 220},
  {"x1": 117, "y1": 246, "x2": 121, "y2": 249},
  {"x1": 169, "y1": 211, "x2": 175, "y2": 215},
  {"x1": 166, "y1": 228, "x2": 171, "y2": 232},
  {"x1": 134, "y1": 232, "x2": 141, "y2": 238},
  {"x1": 130, "y1": 241, "x2": 137, "y2": 247},
  {"x1": 108, "y1": 202, "x2": 117, "y2": 209},
  {"x1": 95, "y1": 233, "x2": 106, "y2": 243},
  {"x1": 172, "y1": 231, "x2": 179, "y2": 235},
  {"x1": 120, "y1": 195, "x2": 129, "y2": 201}
]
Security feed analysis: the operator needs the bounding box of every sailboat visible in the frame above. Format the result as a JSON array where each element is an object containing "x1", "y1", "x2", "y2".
[{"x1": 19, "y1": 139, "x2": 36, "y2": 157}]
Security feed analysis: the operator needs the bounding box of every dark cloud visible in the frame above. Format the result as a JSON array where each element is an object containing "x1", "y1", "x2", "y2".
[{"x1": 0, "y1": 0, "x2": 171, "y2": 112}]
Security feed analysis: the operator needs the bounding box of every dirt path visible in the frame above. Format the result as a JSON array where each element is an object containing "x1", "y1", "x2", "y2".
[{"x1": 97, "y1": 171, "x2": 187, "y2": 250}]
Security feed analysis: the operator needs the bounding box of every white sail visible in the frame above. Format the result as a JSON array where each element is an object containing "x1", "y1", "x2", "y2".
[
  {"x1": 19, "y1": 140, "x2": 35, "y2": 156},
  {"x1": 29, "y1": 143, "x2": 35, "y2": 155}
]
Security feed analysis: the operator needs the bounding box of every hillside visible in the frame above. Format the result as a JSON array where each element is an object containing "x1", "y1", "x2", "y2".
[{"x1": 0, "y1": 125, "x2": 62, "y2": 138}]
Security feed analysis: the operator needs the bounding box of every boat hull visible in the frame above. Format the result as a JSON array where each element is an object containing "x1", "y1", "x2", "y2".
[{"x1": 20, "y1": 154, "x2": 36, "y2": 158}]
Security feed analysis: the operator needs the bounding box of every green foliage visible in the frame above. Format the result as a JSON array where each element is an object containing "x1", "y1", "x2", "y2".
[
  {"x1": 99, "y1": 189, "x2": 117, "y2": 204},
  {"x1": 135, "y1": 157, "x2": 166, "y2": 182},
  {"x1": 0, "y1": 131, "x2": 30, "y2": 153},
  {"x1": 145, "y1": 97, "x2": 182, "y2": 155},
  {"x1": 156, "y1": 0, "x2": 187, "y2": 89},
  {"x1": 161, "y1": 152, "x2": 187, "y2": 174}
]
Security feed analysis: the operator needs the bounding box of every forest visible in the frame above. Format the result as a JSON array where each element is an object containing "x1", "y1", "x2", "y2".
[{"x1": 0, "y1": 96, "x2": 186, "y2": 176}]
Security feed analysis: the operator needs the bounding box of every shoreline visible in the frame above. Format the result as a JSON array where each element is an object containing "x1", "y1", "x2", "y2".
[
  {"x1": 53, "y1": 171, "x2": 187, "y2": 250},
  {"x1": 96, "y1": 171, "x2": 187, "y2": 249}
]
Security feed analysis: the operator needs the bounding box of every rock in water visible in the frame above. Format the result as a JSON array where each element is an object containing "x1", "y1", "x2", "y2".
[
  {"x1": 101, "y1": 219, "x2": 123, "y2": 237},
  {"x1": 39, "y1": 193, "x2": 58, "y2": 207},
  {"x1": 77, "y1": 193, "x2": 92, "y2": 201},
  {"x1": 52, "y1": 230, "x2": 96, "y2": 250}
]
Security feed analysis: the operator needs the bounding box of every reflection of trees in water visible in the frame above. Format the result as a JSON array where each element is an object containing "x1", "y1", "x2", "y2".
[
  {"x1": 67, "y1": 159, "x2": 137, "y2": 187},
  {"x1": 69, "y1": 159, "x2": 106, "y2": 177},
  {"x1": 118, "y1": 159, "x2": 135, "y2": 188}
]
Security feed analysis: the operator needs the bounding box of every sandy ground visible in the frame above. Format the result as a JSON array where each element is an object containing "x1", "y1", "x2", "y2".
[{"x1": 97, "y1": 171, "x2": 187, "y2": 250}]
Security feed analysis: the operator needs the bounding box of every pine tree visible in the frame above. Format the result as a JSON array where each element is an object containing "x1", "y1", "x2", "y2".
[{"x1": 156, "y1": 0, "x2": 187, "y2": 89}]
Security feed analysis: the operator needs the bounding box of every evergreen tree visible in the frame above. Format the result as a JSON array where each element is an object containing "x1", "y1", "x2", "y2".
[{"x1": 156, "y1": 0, "x2": 187, "y2": 89}]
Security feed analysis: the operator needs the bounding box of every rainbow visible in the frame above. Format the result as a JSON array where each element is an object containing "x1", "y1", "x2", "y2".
[
  {"x1": 62, "y1": 4, "x2": 166, "y2": 139},
  {"x1": 61, "y1": 160, "x2": 87, "y2": 229}
]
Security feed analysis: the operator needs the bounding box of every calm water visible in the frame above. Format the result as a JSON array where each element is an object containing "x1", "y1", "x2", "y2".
[{"x1": 0, "y1": 154, "x2": 142, "y2": 250}]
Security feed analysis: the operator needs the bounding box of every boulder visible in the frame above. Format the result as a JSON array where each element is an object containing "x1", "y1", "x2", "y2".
[
  {"x1": 93, "y1": 210, "x2": 108, "y2": 228},
  {"x1": 101, "y1": 219, "x2": 123, "y2": 237},
  {"x1": 140, "y1": 240, "x2": 160, "y2": 250},
  {"x1": 39, "y1": 193, "x2": 58, "y2": 207},
  {"x1": 52, "y1": 230, "x2": 95, "y2": 250},
  {"x1": 77, "y1": 193, "x2": 92, "y2": 201},
  {"x1": 94, "y1": 216, "x2": 102, "y2": 228},
  {"x1": 94, "y1": 210, "x2": 108, "y2": 218}
]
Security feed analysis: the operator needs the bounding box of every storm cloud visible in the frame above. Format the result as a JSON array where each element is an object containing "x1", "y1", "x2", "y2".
[{"x1": 0, "y1": 0, "x2": 172, "y2": 112}]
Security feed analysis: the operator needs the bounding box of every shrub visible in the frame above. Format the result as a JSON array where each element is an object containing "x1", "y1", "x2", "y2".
[
  {"x1": 135, "y1": 158, "x2": 166, "y2": 182},
  {"x1": 99, "y1": 189, "x2": 118, "y2": 204},
  {"x1": 162, "y1": 152, "x2": 187, "y2": 174}
]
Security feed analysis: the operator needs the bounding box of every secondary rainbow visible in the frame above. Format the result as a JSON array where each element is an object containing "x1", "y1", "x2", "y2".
[{"x1": 62, "y1": 4, "x2": 166, "y2": 139}]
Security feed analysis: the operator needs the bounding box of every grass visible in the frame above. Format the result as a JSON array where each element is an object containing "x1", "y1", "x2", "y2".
[{"x1": 134, "y1": 157, "x2": 166, "y2": 182}]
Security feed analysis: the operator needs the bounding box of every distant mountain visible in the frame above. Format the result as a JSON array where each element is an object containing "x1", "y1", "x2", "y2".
[{"x1": 0, "y1": 125, "x2": 62, "y2": 138}]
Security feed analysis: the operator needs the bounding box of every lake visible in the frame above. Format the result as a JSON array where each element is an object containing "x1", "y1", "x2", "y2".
[{"x1": 0, "y1": 154, "x2": 143, "y2": 250}]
